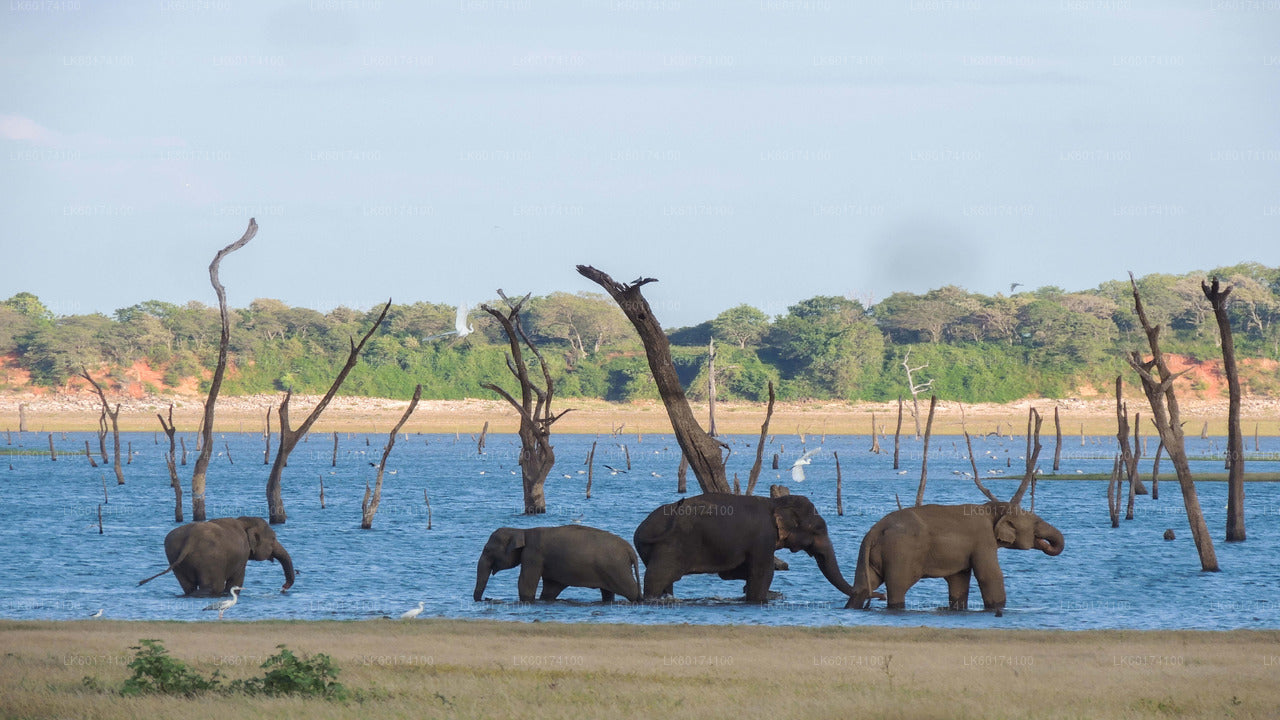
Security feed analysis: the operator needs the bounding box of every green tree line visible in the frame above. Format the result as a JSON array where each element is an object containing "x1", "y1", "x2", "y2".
[{"x1": 3, "y1": 263, "x2": 1279, "y2": 403}]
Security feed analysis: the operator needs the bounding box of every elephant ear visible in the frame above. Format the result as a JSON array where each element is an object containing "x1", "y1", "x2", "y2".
[
  {"x1": 994, "y1": 515, "x2": 1017, "y2": 546},
  {"x1": 504, "y1": 530, "x2": 526, "y2": 554},
  {"x1": 772, "y1": 501, "x2": 809, "y2": 550}
]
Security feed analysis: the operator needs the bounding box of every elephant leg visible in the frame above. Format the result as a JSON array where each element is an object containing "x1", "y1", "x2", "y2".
[
  {"x1": 540, "y1": 579, "x2": 566, "y2": 601},
  {"x1": 881, "y1": 566, "x2": 917, "y2": 610},
  {"x1": 174, "y1": 568, "x2": 197, "y2": 596},
  {"x1": 517, "y1": 561, "x2": 543, "y2": 602},
  {"x1": 642, "y1": 549, "x2": 682, "y2": 600},
  {"x1": 945, "y1": 569, "x2": 972, "y2": 610},
  {"x1": 600, "y1": 589, "x2": 615, "y2": 602},
  {"x1": 743, "y1": 555, "x2": 775, "y2": 603},
  {"x1": 971, "y1": 552, "x2": 1007, "y2": 612}
]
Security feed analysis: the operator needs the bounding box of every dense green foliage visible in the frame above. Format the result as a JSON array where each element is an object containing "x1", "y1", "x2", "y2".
[
  {"x1": 5, "y1": 264, "x2": 1280, "y2": 403},
  {"x1": 112, "y1": 639, "x2": 347, "y2": 700}
]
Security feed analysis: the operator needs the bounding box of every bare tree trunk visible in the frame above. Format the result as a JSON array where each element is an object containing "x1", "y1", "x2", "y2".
[
  {"x1": 263, "y1": 406, "x2": 271, "y2": 465},
  {"x1": 707, "y1": 337, "x2": 717, "y2": 437},
  {"x1": 268, "y1": 300, "x2": 390, "y2": 523},
  {"x1": 624, "y1": 444, "x2": 631, "y2": 470},
  {"x1": 834, "y1": 451, "x2": 844, "y2": 516},
  {"x1": 362, "y1": 384, "x2": 421, "y2": 529},
  {"x1": 1204, "y1": 278, "x2": 1246, "y2": 542},
  {"x1": 1126, "y1": 273, "x2": 1218, "y2": 571},
  {"x1": 1108, "y1": 455, "x2": 1122, "y2": 528},
  {"x1": 81, "y1": 371, "x2": 124, "y2": 485},
  {"x1": 914, "y1": 395, "x2": 937, "y2": 506},
  {"x1": 332, "y1": 432, "x2": 338, "y2": 467},
  {"x1": 585, "y1": 440, "x2": 597, "y2": 499},
  {"x1": 481, "y1": 292, "x2": 571, "y2": 515},
  {"x1": 902, "y1": 351, "x2": 931, "y2": 439},
  {"x1": 83, "y1": 440, "x2": 97, "y2": 467},
  {"x1": 193, "y1": 219, "x2": 257, "y2": 521},
  {"x1": 47, "y1": 433, "x2": 56, "y2": 461},
  {"x1": 424, "y1": 489, "x2": 432, "y2": 530},
  {"x1": 18, "y1": 403, "x2": 27, "y2": 433},
  {"x1": 1053, "y1": 406, "x2": 1062, "y2": 472},
  {"x1": 893, "y1": 395, "x2": 903, "y2": 470},
  {"x1": 745, "y1": 381, "x2": 775, "y2": 497},
  {"x1": 869, "y1": 412, "x2": 881, "y2": 454},
  {"x1": 477, "y1": 421, "x2": 489, "y2": 455},
  {"x1": 1151, "y1": 440, "x2": 1163, "y2": 500},
  {"x1": 677, "y1": 453, "x2": 688, "y2": 494},
  {"x1": 158, "y1": 404, "x2": 183, "y2": 522},
  {"x1": 577, "y1": 266, "x2": 729, "y2": 493}
]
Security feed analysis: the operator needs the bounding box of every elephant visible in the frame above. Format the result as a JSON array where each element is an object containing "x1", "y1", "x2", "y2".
[
  {"x1": 845, "y1": 501, "x2": 1064, "y2": 613},
  {"x1": 473, "y1": 525, "x2": 641, "y2": 602},
  {"x1": 633, "y1": 493, "x2": 854, "y2": 603},
  {"x1": 138, "y1": 516, "x2": 294, "y2": 596}
]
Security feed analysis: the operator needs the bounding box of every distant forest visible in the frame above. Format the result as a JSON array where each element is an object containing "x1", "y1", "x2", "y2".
[{"x1": 3, "y1": 263, "x2": 1279, "y2": 404}]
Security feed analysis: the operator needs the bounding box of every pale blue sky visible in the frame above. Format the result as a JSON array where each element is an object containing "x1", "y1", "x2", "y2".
[{"x1": 3, "y1": 1, "x2": 1277, "y2": 325}]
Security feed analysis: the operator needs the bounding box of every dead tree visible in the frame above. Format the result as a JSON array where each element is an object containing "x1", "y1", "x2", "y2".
[
  {"x1": 83, "y1": 440, "x2": 97, "y2": 467},
  {"x1": 361, "y1": 384, "x2": 421, "y2": 529},
  {"x1": 677, "y1": 453, "x2": 688, "y2": 494},
  {"x1": 745, "y1": 381, "x2": 776, "y2": 496},
  {"x1": 1052, "y1": 407, "x2": 1063, "y2": 472},
  {"x1": 263, "y1": 406, "x2": 272, "y2": 465},
  {"x1": 192, "y1": 218, "x2": 257, "y2": 520},
  {"x1": 1203, "y1": 278, "x2": 1245, "y2": 542},
  {"x1": 1107, "y1": 456, "x2": 1122, "y2": 528},
  {"x1": 577, "y1": 266, "x2": 730, "y2": 493},
  {"x1": 157, "y1": 404, "x2": 183, "y2": 522},
  {"x1": 1113, "y1": 377, "x2": 1138, "y2": 523},
  {"x1": 893, "y1": 395, "x2": 903, "y2": 470},
  {"x1": 902, "y1": 350, "x2": 932, "y2": 438},
  {"x1": 707, "y1": 337, "x2": 718, "y2": 436},
  {"x1": 1126, "y1": 272, "x2": 1219, "y2": 571},
  {"x1": 585, "y1": 441, "x2": 597, "y2": 499},
  {"x1": 80, "y1": 370, "x2": 123, "y2": 485},
  {"x1": 869, "y1": 412, "x2": 881, "y2": 454},
  {"x1": 914, "y1": 395, "x2": 938, "y2": 506},
  {"x1": 267, "y1": 299, "x2": 389, "y2": 524},
  {"x1": 480, "y1": 291, "x2": 570, "y2": 515},
  {"x1": 1151, "y1": 440, "x2": 1164, "y2": 500}
]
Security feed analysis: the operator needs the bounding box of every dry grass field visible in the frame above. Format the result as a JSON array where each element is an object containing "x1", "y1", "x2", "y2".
[{"x1": 3, "y1": 619, "x2": 1278, "y2": 719}]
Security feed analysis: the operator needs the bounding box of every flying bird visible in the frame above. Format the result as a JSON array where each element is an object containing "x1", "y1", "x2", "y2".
[
  {"x1": 89, "y1": 609, "x2": 103, "y2": 619},
  {"x1": 423, "y1": 303, "x2": 475, "y2": 341},
  {"x1": 203, "y1": 586, "x2": 242, "y2": 620},
  {"x1": 790, "y1": 448, "x2": 821, "y2": 482},
  {"x1": 1010, "y1": 282, "x2": 1023, "y2": 293},
  {"x1": 400, "y1": 601, "x2": 425, "y2": 620}
]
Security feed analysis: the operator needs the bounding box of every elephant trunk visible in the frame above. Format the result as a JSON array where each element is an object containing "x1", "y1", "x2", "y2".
[
  {"x1": 1036, "y1": 525, "x2": 1065, "y2": 557},
  {"x1": 474, "y1": 557, "x2": 493, "y2": 602},
  {"x1": 811, "y1": 536, "x2": 856, "y2": 597},
  {"x1": 273, "y1": 545, "x2": 295, "y2": 591}
]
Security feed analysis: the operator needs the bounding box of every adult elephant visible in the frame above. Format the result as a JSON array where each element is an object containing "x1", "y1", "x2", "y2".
[
  {"x1": 474, "y1": 525, "x2": 641, "y2": 602},
  {"x1": 846, "y1": 478, "x2": 1063, "y2": 614},
  {"x1": 633, "y1": 493, "x2": 854, "y2": 603},
  {"x1": 138, "y1": 516, "x2": 295, "y2": 596}
]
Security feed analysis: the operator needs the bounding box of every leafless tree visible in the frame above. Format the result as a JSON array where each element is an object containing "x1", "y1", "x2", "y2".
[
  {"x1": 80, "y1": 370, "x2": 123, "y2": 485},
  {"x1": 902, "y1": 350, "x2": 932, "y2": 438},
  {"x1": 914, "y1": 395, "x2": 938, "y2": 506},
  {"x1": 1203, "y1": 277, "x2": 1246, "y2": 542},
  {"x1": 157, "y1": 404, "x2": 182, "y2": 522},
  {"x1": 362, "y1": 384, "x2": 421, "y2": 529},
  {"x1": 1125, "y1": 273, "x2": 1218, "y2": 571},
  {"x1": 577, "y1": 266, "x2": 730, "y2": 493},
  {"x1": 192, "y1": 218, "x2": 257, "y2": 520},
  {"x1": 480, "y1": 291, "x2": 570, "y2": 514},
  {"x1": 267, "y1": 300, "x2": 390, "y2": 524},
  {"x1": 745, "y1": 381, "x2": 776, "y2": 496}
]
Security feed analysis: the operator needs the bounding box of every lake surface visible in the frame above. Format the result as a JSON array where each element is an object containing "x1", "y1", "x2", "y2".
[{"x1": 2, "y1": 428, "x2": 1277, "y2": 630}]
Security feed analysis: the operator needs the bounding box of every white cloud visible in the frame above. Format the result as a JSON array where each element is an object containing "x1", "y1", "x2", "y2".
[{"x1": 0, "y1": 114, "x2": 59, "y2": 144}]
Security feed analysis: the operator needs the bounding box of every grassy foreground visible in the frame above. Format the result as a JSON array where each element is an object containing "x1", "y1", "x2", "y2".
[{"x1": 4, "y1": 619, "x2": 1279, "y2": 720}]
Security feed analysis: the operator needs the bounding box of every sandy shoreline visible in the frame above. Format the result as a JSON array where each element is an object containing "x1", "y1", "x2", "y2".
[
  {"x1": 3, "y1": 619, "x2": 1277, "y2": 719},
  {"x1": 3, "y1": 390, "x2": 1280, "y2": 437}
]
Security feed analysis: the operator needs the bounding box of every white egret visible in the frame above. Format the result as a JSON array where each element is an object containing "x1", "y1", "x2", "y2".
[
  {"x1": 790, "y1": 448, "x2": 821, "y2": 482},
  {"x1": 89, "y1": 609, "x2": 103, "y2": 619},
  {"x1": 423, "y1": 303, "x2": 475, "y2": 341},
  {"x1": 400, "y1": 601, "x2": 425, "y2": 620},
  {"x1": 203, "y1": 586, "x2": 242, "y2": 620}
]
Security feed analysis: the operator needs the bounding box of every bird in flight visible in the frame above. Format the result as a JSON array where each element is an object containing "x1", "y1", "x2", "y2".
[
  {"x1": 1009, "y1": 282, "x2": 1023, "y2": 293},
  {"x1": 790, "y1": 448, "x2": 821, "y2": 482},
  {"x1": 424, "y1": 304, "x2": 475, "y2": 341},
  {"x1": 89, "y1": 609, "x2": 103, "y2": 619}
]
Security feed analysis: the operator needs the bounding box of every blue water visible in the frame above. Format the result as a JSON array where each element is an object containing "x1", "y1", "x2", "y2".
[{"x1": 1, "y1": 429, "x2": 1277, "y2": 630}]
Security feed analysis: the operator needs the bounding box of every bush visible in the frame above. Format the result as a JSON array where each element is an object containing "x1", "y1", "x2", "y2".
[
  {"x1": 120, "y1": 639, "x2": 220, "y2": 697},
  {"x1": 109, "y1": 639, "x2": 346, "y2": 701}
]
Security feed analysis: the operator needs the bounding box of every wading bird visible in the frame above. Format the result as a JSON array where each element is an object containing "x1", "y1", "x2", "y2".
[
  {"x1": 400, "y1": 601, "x2": 425, "y2": 620},
  {"x1": 89, "y1": 609, "x2": 103, "y2": 619},
  {"x1": 203, "y1": 586, "x2": 242, "y2": 620}
]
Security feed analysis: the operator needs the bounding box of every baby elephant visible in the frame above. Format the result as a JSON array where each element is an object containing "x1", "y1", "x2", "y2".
[{"x1": 474, "y1": 525, "x2": 641, "y2": 602}]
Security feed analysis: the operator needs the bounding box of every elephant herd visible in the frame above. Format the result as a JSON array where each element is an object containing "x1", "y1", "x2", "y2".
[{"x1": 139, "y1": 489, "x2": 1064, "y2": 615}]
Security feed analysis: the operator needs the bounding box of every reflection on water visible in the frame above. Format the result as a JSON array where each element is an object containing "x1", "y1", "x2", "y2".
[{"x1": 1, "y1": 429, "x2": 1277, "y2": 630}]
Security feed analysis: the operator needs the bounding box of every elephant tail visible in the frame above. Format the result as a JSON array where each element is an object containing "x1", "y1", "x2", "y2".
[
  {"x1": 846, "y1": 531, "x2": 881, "y2": 610},
  {"x1": 137, "y1": 545, "x2": 192, "y2": 586}
]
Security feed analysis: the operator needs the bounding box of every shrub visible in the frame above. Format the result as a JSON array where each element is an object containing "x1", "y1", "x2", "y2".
[{"x1": 120, "y1": 639, "x2": 220, "y2": 697}]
